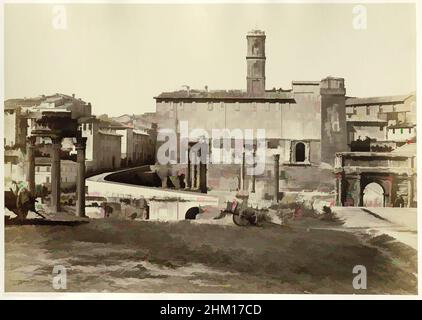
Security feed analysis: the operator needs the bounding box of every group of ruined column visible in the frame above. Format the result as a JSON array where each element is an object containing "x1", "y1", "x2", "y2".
[
  {"x1": 25, "y1": 134, "x2": 87, "y2": 217},
  {"x1": 184, "y1": 142, "x2": 280, "y2": 202}
]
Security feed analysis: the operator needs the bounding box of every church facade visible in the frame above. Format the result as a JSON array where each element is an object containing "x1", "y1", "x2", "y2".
[{"x1": 155, "y1": 30, "x2": 348, "y2": 168}]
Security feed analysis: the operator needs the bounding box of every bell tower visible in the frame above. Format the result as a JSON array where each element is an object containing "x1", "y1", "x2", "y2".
[{"x1": 246, "y1": 30, "x2": 266, "y2": 96}]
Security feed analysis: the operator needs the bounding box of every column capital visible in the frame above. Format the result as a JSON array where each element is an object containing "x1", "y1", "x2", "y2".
[{"x1": 273, "y1": 154, "x2": 280, "y2": 161}]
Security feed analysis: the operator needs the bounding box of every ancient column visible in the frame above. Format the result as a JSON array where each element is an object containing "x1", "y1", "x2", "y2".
[
  {"x1": 241, "y1": 150, "x2": 246, "y2": 191},
  {"x1": 50, "y1": 136, "x2": 62, "y2": 212},
  {"x1": 199, "y1": 162, "x2": 207, "y2": 193},
  {"x1": 25, "y1": 136, "x2": 36, "y2": 196},
  {"x1": 187, "y1": 144, "x2": 192, "y2": 189},
  {"x1": 251, "y1": 145, "x2": 256, "y2": 193},
  {"x1": 407, "y1": 175, "x2": 414, "y2": 208},
  {"x1": 407, "y1": 157, "x2": 415, "y2": 208},
  {"x1": 355, "y1": 174, "x2": 362, "y2": 207},
  {"x1": 336, "y1": 172, "x2": 343, "y2": 206},
  {"x1": 199, "y1": 145, "x2": 207, "y2": 194},
  {"x1": 193, "y1": 164, "x2": 198, "y2": 189},
  {"x1": 75, "y1": 137, "x2": 87, "y2": 217},
  {"x1": 274, "y1": 154, "x2": 280, "y2": 203}
]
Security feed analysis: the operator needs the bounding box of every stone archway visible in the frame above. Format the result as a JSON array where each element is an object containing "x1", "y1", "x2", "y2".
[
  {"x1": 185, "y1": 207, "x2": 200, "y2": 220},
  {"x1": 363, "y1": 182, "x2": 385, "y2": 207}
]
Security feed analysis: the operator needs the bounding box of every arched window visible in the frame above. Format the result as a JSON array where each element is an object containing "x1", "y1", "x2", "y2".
[{"x1": 295, "y1": 142, "x2": 305, "y2": 162}]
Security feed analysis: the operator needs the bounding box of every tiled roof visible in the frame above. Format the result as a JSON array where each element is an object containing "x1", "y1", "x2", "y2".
[
  {"x1": 387, "y1": 122, "x2": 415, "y2": 129},
  {"x1": 292, "y1": 81, "x2": 320, "y2": 85},
  {"x1": 155, "y1": 89, "x2": 294, "y2": 101},
  {"x1": 98, "y1": 130, "x2": 123, "y2": 137},
  {"x1": 5, "y1": 94, "x2": 89, "y2": 111},
  {"x1": 346, "y1": 118, "x2": 387, "y2": 123},
  {"x1": 346, "y1": 94, "x2": 412, "y2": 106},
  {"x1": 133, "y1": 129, "x2": 149, "y2": 136},
  {"x1": 392, "y1": 142, "x2": 416, "y2": 154},
  {"x1": 102, "y1": 119, "x2": 129, "y2": 129}
]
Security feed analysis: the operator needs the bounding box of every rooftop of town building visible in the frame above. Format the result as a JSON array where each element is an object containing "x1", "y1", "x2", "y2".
[
  {"x1": 154, "y1": 88, "x2": 295, "y2": 102},
  {"x1": 346, "y1": 93, "x2": 414, "y2": 106}
]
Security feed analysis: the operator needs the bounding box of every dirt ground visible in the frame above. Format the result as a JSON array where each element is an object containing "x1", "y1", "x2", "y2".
[{"x1": 4, "y1": 217, "x2": 417, "y2": 294}]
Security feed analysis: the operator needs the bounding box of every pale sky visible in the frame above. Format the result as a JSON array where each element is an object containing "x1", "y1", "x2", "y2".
[{"x1": 5, "y1": 3, "x2": 416, "y2": 116}]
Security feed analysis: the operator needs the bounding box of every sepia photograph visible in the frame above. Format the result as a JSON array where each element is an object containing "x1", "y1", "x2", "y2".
[{"x1": 1, "y1": 0, "x2": 420, "y2": 299}]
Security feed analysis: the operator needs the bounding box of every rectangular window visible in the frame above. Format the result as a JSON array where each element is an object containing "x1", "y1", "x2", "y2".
[
  {"x1": 36, "y1": 166, "x2": 40, "y2": 172},
  {"x1": 46, "y1": 176, "x2": 50, "y2": 183},
  {"x1": 393, "y1": 129, "x2": 395, "y2": 134},
  {"x1": 409, "y1": 128, "x2": 412, "y2": 133},
  {"x1": 267, "y1": 140, "x2": 279, "y2": 149},
  {"x1": 400, "y1": 128, "x2": 404, "y2": 134},
  {"x1": 46, "y1": 166, "x2": 50, "y2": 172}
]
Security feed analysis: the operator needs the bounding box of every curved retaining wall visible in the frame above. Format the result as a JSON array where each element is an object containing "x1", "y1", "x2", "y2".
[{"x1": 86, "y1": 166, "x2": 219, "y2": 221}]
